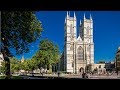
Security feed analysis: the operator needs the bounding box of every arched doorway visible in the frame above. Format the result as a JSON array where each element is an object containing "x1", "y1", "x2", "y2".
[{"x1": 79, "y1": 67, "x2": 84, "y2": 73}]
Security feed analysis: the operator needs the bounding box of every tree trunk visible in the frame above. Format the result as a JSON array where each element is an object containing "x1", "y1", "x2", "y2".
[
  {"x1": 4, "y1": 56, "x2": 11, "y2": 79},
  {"x1": 49, "y1": 64, "x2": 52, "y2": 73},
  {"x1": 32, "y1": 69, "x2": 34, "y2": 76}
]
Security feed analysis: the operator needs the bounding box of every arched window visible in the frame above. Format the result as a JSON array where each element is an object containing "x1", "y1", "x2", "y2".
[
  {"x1": 77, "y1": 46, "x2": 83, "y2": 60},
  {"x1": 79, "y1": 67, "x2": 84, "y2": 72},
  {"x1": 87, "y1": 45, "x2": 90, "y2": 51},
  {"x1": 86, "y1": 26, "x2": 90, "y2": 35},
  {"x1": 87, "y1": 29, "x2": 89, "y2": 35},
  {"x1": 70, "y1": 24, "x2": 73, "y2": 36}
]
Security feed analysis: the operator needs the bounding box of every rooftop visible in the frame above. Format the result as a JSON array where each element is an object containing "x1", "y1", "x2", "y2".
[{"x1": 118, "y1": 47, "x2": 120, "y2": 50}]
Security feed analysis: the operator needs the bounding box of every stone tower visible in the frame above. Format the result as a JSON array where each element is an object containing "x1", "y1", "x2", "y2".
[
  {"x1": 64, "y1": 11, "x2": 77, "y2": 73},
  {"x1": 80, "y1": 13, "x2": 94, "y2": 64},
  {"x1": 63, "y1": 12, "x2": 94, "y2": 73}
]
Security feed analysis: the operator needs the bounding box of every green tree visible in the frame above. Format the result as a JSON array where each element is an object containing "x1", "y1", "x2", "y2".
[
  {"x1": 1, "y1": 11, "x2": 43, "y2": 78},
  {"x1": 30, "y1": 58, "x2": 38, "y2": 72},
  {"x1": 10, "y1": 57, "x2": 20, "y2": 73},
  {"x1": 21, "y1": 60, "x2": 30, "y2": 72},
  {"x1": 1, "y1": 61, "x2": 7, "y2": 74},
  {"x1": 31, "y1": 51, "x2": 43, "y2": 74},
  {"x1": 19, "y1": 59, "x2": 38, "y2": 74},
  {"x1": 34, "y1": 39, "x2": 60, "y2": 73}
]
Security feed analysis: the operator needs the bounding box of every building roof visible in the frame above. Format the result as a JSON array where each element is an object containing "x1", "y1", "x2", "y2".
[
  {"x1": 118, "y1": 47, "x2": 120, "y2": 50},
  {"x1": 118, "y1": 47, "x2": 120, "y2": 52},
  {"x1": 117, "y1": 47, "x2": 120, "y2": 54}
]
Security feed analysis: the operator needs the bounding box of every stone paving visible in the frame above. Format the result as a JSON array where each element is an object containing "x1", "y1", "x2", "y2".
[
  {"x1": 27, "y1": 73, "x2": 120, "y2": 79},
  {"x1": 18, "y1": 73, "x2": 120, "y2": 79}
]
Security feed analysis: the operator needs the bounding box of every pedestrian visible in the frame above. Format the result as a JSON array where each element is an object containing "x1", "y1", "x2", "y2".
[
  {"x1": 82, "y1": 72, "x2": 88, "y2": 79},
  {"x1": 82, "y1": 73, "x2": 85, "y2": 78},
  {"x1": 41, "y1": 72, "x2": 43, "y2": 76},
  {"x1": 58, "y1": 72, "x2": 60, "y2": 77},
  {"x1": 85, "y1": 73, "x2": 88, "y2": 78}
]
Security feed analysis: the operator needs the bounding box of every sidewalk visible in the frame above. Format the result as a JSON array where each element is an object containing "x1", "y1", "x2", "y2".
[{"x1": 19, "y1": 73, "x2": 120, "y2": 79}]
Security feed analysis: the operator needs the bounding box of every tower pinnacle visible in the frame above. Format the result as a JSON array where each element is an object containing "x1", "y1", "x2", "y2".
[
  {"x1": 65, "y1": 17, "x2": 66, "y2": 23},
  {"x1": 118, "y1": 46, "x2": 120, "y2": 50},
  {"x1": 80, "y1": 19, "x2": 81, "y2": 25},
  {"x1": 84, "y1": 13, "x2": 86, "y2": 19},
  {"x1": 69, "y1": 11, "x2": 70, "y2": 16},
  {"x1": 21, "y1": 55, "x2": 25, "y2": 62},
  {"x1": 74, "y1": 11, "x2": 76, "y2": 19},
  {"x1": 67, "y1": 11, "x2": 69, "y2": 18},
  {"x1": 90, "y1": 14, "x2": 92, "y2": 20}
]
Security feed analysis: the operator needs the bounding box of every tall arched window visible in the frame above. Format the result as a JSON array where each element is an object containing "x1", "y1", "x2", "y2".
[
  {"x1": 70, "y1": 24, "x2": 73, "y2": 36},
  {"x1": 87, "y1": 29, "x2": 89, "y2": 35},
  {"x1": 77, "y1": 46, "x2": 83, "y2": 60},
  {"x1": 86, "y1": 26, "x2": 90, "y2": 35}
]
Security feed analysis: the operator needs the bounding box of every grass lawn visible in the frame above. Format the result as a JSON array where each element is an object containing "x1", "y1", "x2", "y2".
[{"x1": 0, "y1": 76, "x2": 6, "y2": 79}]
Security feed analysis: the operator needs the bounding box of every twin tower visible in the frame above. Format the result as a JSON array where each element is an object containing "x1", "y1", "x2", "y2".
[{"x1": 63, "y1": 11, "x2": 94, "y2": 73}]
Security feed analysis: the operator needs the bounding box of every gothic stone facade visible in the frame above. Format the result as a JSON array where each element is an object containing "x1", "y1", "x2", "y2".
[{"x1": 63, "y1": 12, "x2": 94, "y2": 73}]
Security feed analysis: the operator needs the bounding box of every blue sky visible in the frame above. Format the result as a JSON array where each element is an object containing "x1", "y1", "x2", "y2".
[{"x1": 15, "y1": 11, "x2": 120, "y2": 63}]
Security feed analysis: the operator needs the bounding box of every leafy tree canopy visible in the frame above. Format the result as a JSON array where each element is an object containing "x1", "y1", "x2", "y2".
[
  {"x1": 32, "y1": 39, "x2": 60, "y2": 71},
  {"x1": 1, "y1": 11, "x2": 43, "y2": 56}
]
